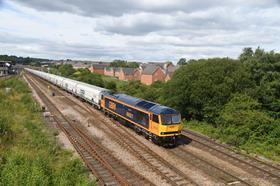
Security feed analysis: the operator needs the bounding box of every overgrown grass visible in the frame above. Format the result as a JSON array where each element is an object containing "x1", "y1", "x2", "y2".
[{"x1": 0, "y1": 77, "x2": 95, "y2": 185}]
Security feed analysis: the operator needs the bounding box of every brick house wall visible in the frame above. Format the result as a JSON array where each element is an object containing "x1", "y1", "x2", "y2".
[
  {"x1": 141, "y1": 74, "x2": 153, "y2": 85},
  {"x1": 119, "y1": 72, "x2": 134, "y2": 81},
  {"x1": 114, "y1": 68, "x2": 120, "y2": 78},
  {"x1": 133, "y1": 69, "x2": 141, "y2": 80},
  {"x1": 118, "y1": 68, "x2": 135, "y2": 81},
  {"x1": 104, "y1": 67, "x2": 114, "y2": 77},
  {"x1": 141, "y1": 67, "x2": 165, "y2": 85},
  {"x1": 152, "y1": 67, "x2": 166, "y2": 82},
  {"x1": 89, "y1": 66, "x2": 105, "y2": 75},
  {"x1": 118, "y1": 70, "x2": 126, "y2": 81}
]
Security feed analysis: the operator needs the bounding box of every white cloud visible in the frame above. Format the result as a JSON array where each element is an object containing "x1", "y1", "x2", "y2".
[{"x1": 0, "y1": 0, "x2": 280, "y2": 62}]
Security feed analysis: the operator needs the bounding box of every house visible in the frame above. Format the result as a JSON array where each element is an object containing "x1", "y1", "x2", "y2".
[
  {"x1": 104, "y1": 67, "x2": 115, "y2": 77},
  {"x1": 165, "y1": 66, "x2": 179, "y2": 82},
  {"x1": 147, "y1": 62, "x2": 174, "y2": 70},
  {"x1": 89, "y1": 61, "x2": 178, "y2": 85},
  {"x1": 114, "y1": 68, "x2": 121, "y2": 78},
  {"x1": 88, "y1": 63, "x2": 109, "y2": 75},
  {"x1": 118, "y1": 68, "x2": 136, "y2": 81},
  {"x1": 133, "y1": 69, "x2": 141, "y2": 80},
  {"x1": 140, "y1": 65, "x2": 166, "y2": 85},
  {"x1": 72, "y1": 62, "x2": 90, "y2": 69}
]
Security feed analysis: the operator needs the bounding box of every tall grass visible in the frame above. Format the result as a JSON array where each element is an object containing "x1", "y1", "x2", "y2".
[{"x1": 0, "y1": 77, "x2": 95, "y2": 185}]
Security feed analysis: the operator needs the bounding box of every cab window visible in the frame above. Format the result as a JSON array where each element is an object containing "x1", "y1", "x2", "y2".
[
  {"x1": 161, "y1": 114, "x2": 181, "y2": 125},
  {"x1": 152, "y1": 114, "x2": 159, "y2": 123}
]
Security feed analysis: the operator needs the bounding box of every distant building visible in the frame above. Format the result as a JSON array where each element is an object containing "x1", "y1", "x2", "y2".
[
  {"x1": 118, "y1": 68, "x2": 136, "y2": 81},
  {"x1": 133, "y1": 69, "x2": 141, "y2": 80},
  {"x1": 164, "y1": 65, "x2": 179, "y2": 82},
  {"x1": 140, "y1": 65, "x2": 166, "y2": 85},
  {"x1": 88, "y1": 63, "x2": 110, "y2": 75},
  {"x1": 89, "y1": 61, "x2": 179, "y2": 85},
  {"x1": 104, "y1": 67, "x2": 115, "y2": 77},
  {"x1": 0, "y1": 61, "x2": 10, "y2": 76},
  {"x1": 72, "y1": 62, "x2": 90, "y2": 69},
  {"x1": 114, "y1": 68, "x2": 121, "y2": 78}
]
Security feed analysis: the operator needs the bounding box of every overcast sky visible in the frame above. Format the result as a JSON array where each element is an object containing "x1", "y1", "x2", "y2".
[{"x1": 0, "y1": 0, "x2": 280, "y2": 62}]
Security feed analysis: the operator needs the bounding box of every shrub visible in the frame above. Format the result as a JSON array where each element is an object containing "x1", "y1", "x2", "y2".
[{"x1": 217, "y1": 94, "x2": 277, "y2": 147}]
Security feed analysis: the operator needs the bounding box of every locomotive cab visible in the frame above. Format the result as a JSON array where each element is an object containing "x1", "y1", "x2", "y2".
[
  {"x1": 149, "y1": 104, "x2": 183, "y2": 146},
  {"x1": 159, "y1": 114, "x2": 183, "y2": 136},
  {"x1": 149, "y1": 105, "x2": 183, "y2": 136}
]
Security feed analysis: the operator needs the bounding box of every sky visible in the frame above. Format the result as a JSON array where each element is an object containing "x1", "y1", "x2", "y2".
[{"x1": 0, "y1": 0, "x2": 280, "y2": 63}]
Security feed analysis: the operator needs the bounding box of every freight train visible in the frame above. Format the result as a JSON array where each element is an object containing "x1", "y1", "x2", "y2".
[{"x1": 25, "y1": 68, "x2": 183, "y2": 146}]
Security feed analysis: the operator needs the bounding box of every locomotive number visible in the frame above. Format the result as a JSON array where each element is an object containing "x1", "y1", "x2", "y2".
[
  {"x1": 126, "y1": 112, "x2": 133, "y2": 119},
  {"x1": 109, "y1": 102, "x2": 116, "y2": 110}
]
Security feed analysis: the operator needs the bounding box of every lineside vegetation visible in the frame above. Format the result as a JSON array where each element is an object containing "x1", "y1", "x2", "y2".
[{"x1": 0, "y1": 77, "x2": 95, "y2": 185}]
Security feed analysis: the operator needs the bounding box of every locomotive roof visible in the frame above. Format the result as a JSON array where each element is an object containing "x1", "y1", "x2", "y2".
[{"x1": 107, "y1": 93, "x2": 179, "y2": 115}]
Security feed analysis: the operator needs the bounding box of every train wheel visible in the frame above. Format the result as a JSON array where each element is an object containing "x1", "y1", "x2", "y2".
[
  {"x1": 134, "y1": 126, "x2": 142, "y2": 135},
  {"x1": 151, "y1": 135, "x2": 160, "y2": 145},
  {"x1": 144, "y1": 132, "x2": 150, "y2": 140}
]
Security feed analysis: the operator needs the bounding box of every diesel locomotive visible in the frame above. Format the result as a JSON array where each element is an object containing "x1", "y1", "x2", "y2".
[{"x1": 25, "y1": 68, "x2": 183, "y2": 145}]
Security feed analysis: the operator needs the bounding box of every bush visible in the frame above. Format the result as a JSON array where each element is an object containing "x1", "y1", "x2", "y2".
[
  {"x1": 58, "y1": 64, "x2": 75, "y2": 77},
  {"x1": 104, "y1": 80, "x2": 117, "y2": 92},
  {"x1": 216, "y1": 94, "x2": 279, "y2": 160},
  {"x1": 118, "y1": 80, "x2": 160, "y2": 102},
  {"x1": 1, "y1": 153, "x2": 51, "y2": 186},
  {"x1": 73, "y1": 69, "x2": 104, "y2": 87}
]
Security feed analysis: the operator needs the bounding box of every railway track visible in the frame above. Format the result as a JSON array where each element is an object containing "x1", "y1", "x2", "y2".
[
  {"x1": 26, "y1": 72, "x2": 280, "y2": 185},
  {"x1": 70, "y1": 100, "x2": 253, "y2": 185},
  {"x1": 182, "y1": 129, "x2": 280, "y2": 185},
  {"x1": 94, "y1": 115, "x2": 196, "y2": 186},
  {"x1": 169, "y1": 147, "x2": 252, "y2": 185},
  {"x1": 30, "y1": 73, "x2": 250, "y2": 185},
  {"x1": 29, "y1": 72, "x2": 196, "y2": 186},
  {"x1": 25, "y1": 74, "x2": 154, "y2": 186}
]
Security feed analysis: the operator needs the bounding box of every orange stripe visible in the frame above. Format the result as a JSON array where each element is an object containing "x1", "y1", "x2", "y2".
[{"x1": 104, "y1": 107, "x2": 154, "y2": 133}]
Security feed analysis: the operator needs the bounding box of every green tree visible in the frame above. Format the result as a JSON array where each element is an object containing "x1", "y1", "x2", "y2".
[
  {"x1": 105, "y1": 81, "x2": 117, "y2": 92},
  {"x1": 239, "y1": 47, "x2": 254, "y2": 63},
  {"x1": 161, "y1": 58, "x2": 255, "y2": 122},
  {"x1": 239, "y1": 47, "x2": 280, "y2": 118},
  {"x1": 217, "y1": 94, "x2": 278, "y2": 147},
  {"x1": 110, "y1": 60, "x2": 139, "y2": 68},
  {"x1": 177, "y1": 58, "x2": 187, "y2": 65},
  {"x1": 58, "y1": 64, "x2": 75, "y2": 77},
  {"x1": 73, "y1": 69, "x2": 104, "y2": 87}
]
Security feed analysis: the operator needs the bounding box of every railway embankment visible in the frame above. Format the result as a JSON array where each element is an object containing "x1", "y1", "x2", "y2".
[{"x1": 0, "y1": 76, "x2": 94, "y2": 185}]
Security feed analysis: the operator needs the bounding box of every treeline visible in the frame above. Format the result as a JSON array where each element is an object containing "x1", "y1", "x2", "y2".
[
  {"x1": 109, "y1": 60, "x2": 139, "y2": 68},
  {"x1": 0, "y1": 54, "x2": 47, "y2": 65}
]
